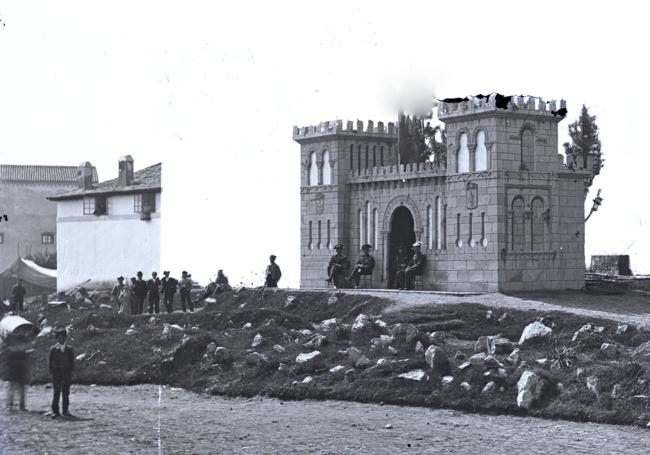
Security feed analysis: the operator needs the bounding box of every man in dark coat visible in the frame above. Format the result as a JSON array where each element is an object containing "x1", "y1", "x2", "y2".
[
  {"x1": 49, "y1": 327, "x2": 74, "y2": 418},
  {"x1": 327, "y1": 244, "x2": 351, "y2": 289},
  {"x1": 147, "y1": 272, "x2": 161, "y2": 314},
  {"x1": 179, "y1": 271, "x2": 193, "y2": 312},
  {"x1": 12, "y1": 279, "x2": 26, "y2": 313},
  {"x1": 161, "y1": 271, "x2": 178, "y2": 313},
  {"x1": 395, "y1": 241, "x2": 425, "y2": 290},
  {"x1": 134, "y1": 271, "x2": 148, "y2": 314},
  {"x1": 348, "y1": 244, "x2": 376, "y2": 288},
  {"x1": 214, "y1": 270, "x2": 231, "y2": 294},
  {"x1": 391, "y1": 246, "x2": 410, "y2": 289},
  {"x1": 264, "y1": 255, "x2": 282, "y2": 288}
]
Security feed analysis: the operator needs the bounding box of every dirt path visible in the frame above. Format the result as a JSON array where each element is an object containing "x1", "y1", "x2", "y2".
[
  {"x1": 312, "y1": 289, "x2": 650, "y2": 329},
  {"x1": 0, "y1": 384, "x2": 648, "y2": 454}
]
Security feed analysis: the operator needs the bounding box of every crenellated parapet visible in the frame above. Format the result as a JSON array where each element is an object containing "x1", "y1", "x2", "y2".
[
  {"x1": 293, "y1": 119, "x2": 397, "y2": 141},
  {"x1": 347, "y1": 161, "x2": 446, "y2": 184},
  {"x1": 438, "y1": 95, "x2": 567, "y2": 120}
]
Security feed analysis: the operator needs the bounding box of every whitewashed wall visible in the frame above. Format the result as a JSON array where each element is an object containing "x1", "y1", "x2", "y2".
[{"x1": 56, "y1": 193, "x2": 161, "y2": 291}]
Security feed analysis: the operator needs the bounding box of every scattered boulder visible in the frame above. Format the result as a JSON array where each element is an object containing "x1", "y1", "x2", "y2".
[
  {"x1": 387, "y1": 346, "x2": 398, "y2": 356},
  {"x1": 425, "y1": 345, "x2": 450, "y2": 374},
  {"x1": 460, "y1": 381, "x2": 471, "y2": 391},
  {"x1": 611, "y1": 383, "x2": 622, "y2": 399},
  {"x1": 454, "y1": 351, "x2": 465, "y2": 360},
  {"x1": 374, "y1": 319, "x2": 388, "y2": 330},
  {"x1": 329, "y1": 365, "x2": 345, "y2": 374},
  {"x1": 327, "y1": 294, "x2": 338, "y2": 305},
  {"x1": 344, "y1": 368, "x2": 356, "y2": 382},
  {"x1": 572, "y1": 323, "x2": 605, "y2": 343},
  {"x1": 507, "y1": 348, "x2": 520, "y2": 365},
  {"x1": 468, "y1": 352, "x2": 487, "y2": 365},
  {"x1": 277, "y1": 362, "x2": 291, "y2": 373},
  {"x1": 482, "y1": 381, "x2": 496, "y2": 394},
  {"x1": 319, "y1": 318, "x2": 338, "y2": 332},
  {"x1": 484, "y1": 368, "x2": 507, "y2": 381},
  {"x1": 391, "y1": 323, "x2": 419, "y2": 344},
  {"x1": 600, "y1": 342, "x2": 621, "y2": 359},
  {"x1": 38, "y1": 326, "x2": 53, "y2": 338},
  {"x1": 371, "y1": 335, "x2": 394, "y2": 349},
  {"x1": 351, "y1": 314, "x2": 374, "y2": 344},
  {"x1": 586, "y1": 376, "x2": 599, "y2": 396},
  {"x1": 347, "y1": 347, "x2": 363, "y2": 363},
  {"x1": 498, "y1": 312, "x2": 510, "y2": 323},
  {"x1": 285, "y1": 296, "x2": 296, "y2": 307},
  {"x1": 305, "y1": 334, "x2": 328, "y2": 348},
  {"x1": 293, "y1": 376, "x2": 313, "y2": 385},
  {"x1": 516, "y1": 371, "x2": 546, "y2": 409},
  {"x1": 296, "y1": 351, "x2": 323, "y2": 372},
  {"x1": 631, "y1": 340, "x2": 650, "y2": 367},
  {"x1": 125, "y1": 325, "x2": 137, "y2": 336},
  {"x1": 441, "y1": 376, "x2": 454, "y2": 385},
  {"x1": 484, "y1": 355, "x2": 505, "y2": 370},
  {"x1": 429, "y1": 331, "x2": 449, "y2": 345},
  {"x1": 488, "y1": 335, "x2": 515, "y2": 356},
  {"x1": 458, "y1": 361, "x2": 471, "y2": 371},
  {"x1": 376, "y1": 358, "x2": 388, "y2": 366},
  {"x1": 213, "y1": 347, "x2": 232, "y2": 364},
  {"x1": 75, "y1": 353, "x2": 87, "y2": 361},
  {"x1": 242, "y1": 322, "x2": 252, "y2": 329},
  {"x1": 518, "y1": 321, "x2": 552, "y2": 346},
  {"x1": 615, "y1": 324, "x2": 630, "y2": 335},
  {"x1": 245, "y1": 352, "x2": 270, "y2": 368},
  {"x1": 252, "y1": 333, "x2": 263, "y2": 348},
  {"x1": 273, "y1": 344, "x2": 286, "y2": 353},
  {"x1": 355, "y1": 355, "x2": 372, "y2": 369},
  {"x1": 415, "y1": 341, "x2": 424, "y2": 354},
  {"x1": 398, "y1": 369, "x2": 427, "y2": 381},
  {"x1": 485, "y1": 310, "x2": 493, "y2": 320},
  {"x1": 300, "y1": 329, "x2": 313, "y2": 337}
]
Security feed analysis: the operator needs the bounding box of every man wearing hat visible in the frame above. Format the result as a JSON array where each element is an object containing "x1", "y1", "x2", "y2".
[
  {"x1": 111, "y1": 276, "x2": 126, "y2": 311},
  {"x1": 395, "y1": 241, "x2": 425, "y2": 290},
  {"x1": 11, "y1": 279, "x2": 26, "y2": 313},
  {"x1": 179, "y1": 271, "x2": 193, "y2": 312},
  {"x1": 348, "y1": 244, "x2": 376, "y2": 288},
  {"x1": 327, "y1": 244, "x2": 350, "y2": 288},
  {"x1": 147, "y1": 272, "x2": 161, "y2": 314},
  {"x1": 134, "y1": 271, "x2": 148, "y2": 315},
  {"x1": 265, "y1": 255, "x2": 282, "y2": 288},
  {"x1": 161, "y1": 271, "x2": 178, "y2": 313},
  {"x1": 49, "y1": 327, "x2": 74, "y2": 418}
]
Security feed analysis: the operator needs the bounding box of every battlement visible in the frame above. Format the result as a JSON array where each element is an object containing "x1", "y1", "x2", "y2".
[
  {"x1": 347, "y1": 161, "x2": 446, "y2": 184},
  {"x1": 438, "y1": 95, "x2": 567, "y2": 120},
  {"x1": 293, "y1": 119, "x2": 397, "y2": 141}
]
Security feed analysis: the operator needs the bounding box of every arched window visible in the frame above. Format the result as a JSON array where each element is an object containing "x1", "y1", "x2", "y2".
[
  {"x1": 327, "y1": 219, "x2": 332, "y2": 250},
  {"x1": 372, "y1": 146, "x2": 377, "y2": 168},
  {"x1": 358, "y1": 209, "x2": 364, "y2": 247},
  {"x1": 317, "y1": 220, "x2": 322, "y2": 249},
  {"x1": 308, "y1": 220, "x2": 313, "y2": 250},
  {"x1": 475, "y1": 130, "x2": 488, "y2": 171},
  {"x1": 365, "y1": 201, "x2": 371, "y2": 247},
  {"x1": 458, "y1": 133, "x2": 470, "y2": 173},
  {"x1": 322, "y1": 150, "x2": 332, "y2": 185},
  {"x1": 511, "y1": 197, "x2": 525, "y2": 251},
  {"x1": 373, "y1": 208, "x2": 378, "y2": 249},
  {"x1": 357, "y1": 145, "x2": 362, "y2": 174},
  {"x1": 521, "y1": 129, "x2": 534, "y2": 171},
  {"x1": 531, "y1": 197, "x2": 544, "y2": 251},
  {"x1": 442, "y1": 204, "x2": 447, "y2": 250},
  {"x1": 308, "y1": 152, "x2": 318, "y2": 186},
  {"x1": 427, "y1": 205, "x2": 433, "y2": 250},
  {"x1": 380, "y1": 146, "x2": 385, "y2": 166},
  {"x1": 349, "y1": 145, "x2": 354, "y2": 170},
  {"x1": 365, "y1": 145, "x2": 369, "y2": 169},
  {"x1": 436, "y1": 196, "x2": 442, "y2": 250}
]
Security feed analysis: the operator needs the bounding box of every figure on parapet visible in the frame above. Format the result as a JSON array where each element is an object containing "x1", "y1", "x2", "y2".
[
  {"x1": 327, "y1": 244, "x2": 351, "y2": 289},
  {"x1": 348, "y1": 244, "x2": 375, "y2": 288},
  {"x1": 49, "y1": 327, "x2": 74, "y2": 418},
  {"x1": 12, "y1": 279, "x2": 26, "y2": 313},
  {"x1": 265, "y1": 255, "x2": 282, "y2": 288},
  {"x1": 134, "y1": 271, "x2": 148, "y2": 315},
  {"x1": 161, "y1": 271, "x2": 178, "y2": 313},
  {"x1": 179, "y1": 271, "x2": 193, "y2": 313},
  {"x1": 215, "y1": 270, "x2": 231, "y2": 294},
  {"x1": 147, "y1": 272, "x2": 161, "y2": 314},
  {"x1": 395, "y1": 241, "x2": 425, "y2": 290}
]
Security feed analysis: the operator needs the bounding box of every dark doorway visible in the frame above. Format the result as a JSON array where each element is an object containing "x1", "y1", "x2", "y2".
[{"x1": 387, "y1": 206, "x2": 416, "y2": 288}]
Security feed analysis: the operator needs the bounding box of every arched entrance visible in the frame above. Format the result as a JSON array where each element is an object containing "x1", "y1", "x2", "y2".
[{"x1": 387, "y1": 206, "x2": 416, "y2": 288}]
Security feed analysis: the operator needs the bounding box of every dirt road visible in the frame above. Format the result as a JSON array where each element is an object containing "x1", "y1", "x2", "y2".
[{"x1": 1, "y1": 384, "x2": 647, "y2": 454}]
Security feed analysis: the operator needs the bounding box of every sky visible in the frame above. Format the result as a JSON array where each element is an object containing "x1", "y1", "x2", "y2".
[{"x1": 1, "y1": 1, "x2": 649, "y2": 286}]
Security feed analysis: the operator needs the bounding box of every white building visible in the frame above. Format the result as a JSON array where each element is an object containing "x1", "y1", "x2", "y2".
[{"x1": 49, "y1": 156, "x2": 161, "y2": 291}]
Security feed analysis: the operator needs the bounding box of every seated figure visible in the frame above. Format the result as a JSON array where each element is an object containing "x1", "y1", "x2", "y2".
[
  {"x1": 395, "y1": 241, "x2": 425, "y2": 290},
  {"x1": 348, "y1": 244, "x2": 375, "y2": 288},
  {"x1": 327, "y1": 244, "x2": 351, "y2": 288}
]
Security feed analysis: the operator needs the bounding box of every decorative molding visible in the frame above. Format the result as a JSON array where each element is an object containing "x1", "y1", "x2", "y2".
[{"x1": 382, "y1": 195, "x2": 423, "y2": 234}]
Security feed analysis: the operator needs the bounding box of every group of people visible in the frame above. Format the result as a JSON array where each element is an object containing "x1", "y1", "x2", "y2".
[
  {"x1": 2, "y1": 326, "x2": 74, "y2": 418},
  {"x1": 327, "y1": 241, "x2": 425, "y2": 290}
]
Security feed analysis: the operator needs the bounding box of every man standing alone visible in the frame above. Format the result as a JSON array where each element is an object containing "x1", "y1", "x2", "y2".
[
  {"x1": 134, "y1": 271, "x2": 148, "y2": 315},
  {"x1": 49, "y1": 328, "x2": 74, "y2": 418},
  {"x1": 12, "y1": 279, "x2": 26, "y2": 313},
  {"x1": 265, "y1": 255, "x2": 282, "y2": 288},
  {"x1": 179, "y1": 271, "x2": 193, "y2": 312}
]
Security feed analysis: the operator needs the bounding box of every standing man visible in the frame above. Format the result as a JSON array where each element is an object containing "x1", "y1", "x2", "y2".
[
  {"x1": 111, "y1": 276, "x2": 126, "y2": 312},
  {"x1": 134, "y1": 271, "x2": 148, "y2": 315},
  {"x1": 265, "y1": 255, "x2": 282, "y2": 288},
  {"x1": 395, "y1": 241, "x2": 425, "y2": 290},
  {"x1": 49, "y1": 327, "x2": 74, "y2": 418},
  {"x1": 327, "y1": 244, "x2": 350, "y2": 289},
  {"x1": 2, "y1": 333, "x2": 29, "y2": 411},
  {"x1": 348, "y1": 244, "x2": 376, "y2": 288},
  {"x1": 12, "y1": 279, "x2": 26, "y2": 313},
  {"x1": 147, "y1": 272, "x2": 161, "y2": 314},
  {"x1": 391, "y1": 246, "x2": 409, "y2": 289},
  {"x1": 161, "y1": 271, "x2": 178, "y2": 313},
  {"x1": 214, "y1": 270, "x2": 231, "y2": 294},
  {"x1": 179, "y1": 271, "x2": 193, "y2": 312}
]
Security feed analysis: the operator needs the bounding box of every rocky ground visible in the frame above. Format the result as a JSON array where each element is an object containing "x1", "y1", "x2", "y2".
[
  {"x1": 1, "y1": 384, "x2": 649, "y2": 454},
  {"x1": 3, "y1": 287, "x2": 650, "y2": 431}
]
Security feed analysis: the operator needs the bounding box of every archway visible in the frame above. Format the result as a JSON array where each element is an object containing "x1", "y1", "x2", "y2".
[{"x1": 387, "y1": 206, "x2": 416, "y2": 288}]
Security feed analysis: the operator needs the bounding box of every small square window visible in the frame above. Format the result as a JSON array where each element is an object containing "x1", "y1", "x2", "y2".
[
  {"x1": 94, "y1": 196, "x2": 107, "y2": 215},
  {"x1": 134, "y1": 194, "x2": 143, "y2": 213},
  {"x1": 135, "y1": 192, "x2": 156, "y2": 213},
  {"x1": 42, "y1": 233, "x2": 55, "y2": 244},
  {"x1": 83, "y1": 197, "x2": 95, "y2": 215}
]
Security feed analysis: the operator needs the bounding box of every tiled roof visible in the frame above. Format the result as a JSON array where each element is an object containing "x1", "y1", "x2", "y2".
[
  {"x1": 0, "y1": 164, "x2": 99, "y2": 184},
  {"x1": 48, "y1": 162, "x2": 161, "y2": 200}
]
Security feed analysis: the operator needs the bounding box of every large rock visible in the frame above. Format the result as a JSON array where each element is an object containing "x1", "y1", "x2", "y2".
[
  {"x1": 424, "y1": 345, "x2": 449, "y2": 374},
  {"x1": 391, "y1": 323, "x2": 419, "y2": 344},
  {"x1": 347, "y1": 346, "x2": 363, "y2": 363},
  {"x1": 631, "y1": 340, "x2": 650, "y2": 367},
  {"x1": 468, "y1": 352, "x2": 487, "y2": 365},
  {"x1": 398, "y1": 369, "x2": 428, "y2": 381},
  {"x1": 518, "y1": 322, "x2": 552, "y2": 346},
  {"x1": 245, "y1": 352, "x2": 270, "y2": 368},
  {"x1": 213, "y1": 346, "x2": 232, "y2": 364},
  {"x1": 370, "y1": 335, "x2": 394, "y2": 349},
  {"x1": 351, "y1": 314, "x2": 374, "y2": 344},
  {"x1": 355, "y1": 355, "x2": 372, "y2": 369},
  {"x1": 488, "y1": 336, "x2": 515, "y2": 355},
  {"x1": 252, "y1": 333, "x2": 263, "y2": 348},
  {"x1": 572, "y1": 323, "x2": 605, "y2": 343},
  {"x1": 600, "y1": 342, "x2": 621, "y2": 359},
  {"x1": 516, "y1": 370, "x2": 546, "y2": 409},
  {"x1": 484, "y1": 355, "x2": 505, "y2": 370},
  {"x1": 295, "y1": 351, "x2": 323, "y2": 372},
  {"x1": 319, "y1": 318, "x2": 338, "y2": 332}
]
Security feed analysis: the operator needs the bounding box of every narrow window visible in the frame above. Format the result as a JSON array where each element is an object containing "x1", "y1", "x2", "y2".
[
  {"x1": 456, "y1": 213, "x2": 462, "y2": 248},
  {"x1": 458, "y1": 133, "x2": 470, "y2": 173},
  {"x1": 322, "y1": 150, "x2": 332, "y2": 185},
  {"x1": 521, "y1": 129, "x2": 534, "y2": 171},
  {"x1": 317, "y1": 220, "x2": 322, "y2": 249},
  {"x1": 365, "y1": 201, "x2": 371, "y2": 246},
  {"x1": 373, "y1": 208, "x2": 378, "y2": 249},
  {"x1": 475, "y1": 130, "x2": 488, "y2": 171},
  {"x1": 308, "y1": 221, "x2": 312, "y2": 249},
  {"x1": 134, "y1": 193, "x2": 143, "y2": 213},
  {"x1": 94, "y1": 196, "x2": 107, "y2": 216},
  {"x1": 380, "y1": 146, "x2": 385, "y2": 166},
  {"x1": 436, "y1": 197, "x2": 442, "y2": 250},
  {"x1": 365, "y1": 145, "x2": 369, "y2": 169},
  {"x1": 427, "y1": 205, "x2": 433, "y2": 250},
  {"x1": 468, "y1": 213, "x2": 474, "y2": 247},
  {"x1": 373, "y1": 146, "x2": 377, "y2": 168},
  {"x1": 83, "y1": 197, "x2": 95, "y2": 215},
  {"x1": 41, "y1": 233, "x2": 55, "y2": 245},
  {"x1": 327, "y1": 220, "x2": 331, "y2": 250},
  {"x1": 350, "y1": 145, "x2": 354, "y2": 170},
  {"x1": 480, "y1": 212, "x2": 487, "y2": 247},
  {"x1": 443, "y1": 204, "x2": 447, "y2": 250},
  {"x1": 511, "y1": 197, "x2": 525, "y2": 251},
  {"x1": 531, "y1": 197, "x2": 544, "y2": 251},
  {"x1": 358, "y1": 209, "x2": 363, "y2": 246},
  {"x1": 357, "y1": 145, "x2": 362, "y2": 174},
  {"x1": 309, "y1": 151, "x2": 318, "y2": 186}
]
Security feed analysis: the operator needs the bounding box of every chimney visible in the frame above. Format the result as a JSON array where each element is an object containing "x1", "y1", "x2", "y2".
[
  {"x1": 77, "y1": 161, "x2": 94, "y2": 190},
  {"x1": 118, "y1": 155, "x2": 134, "y2": 187}
]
